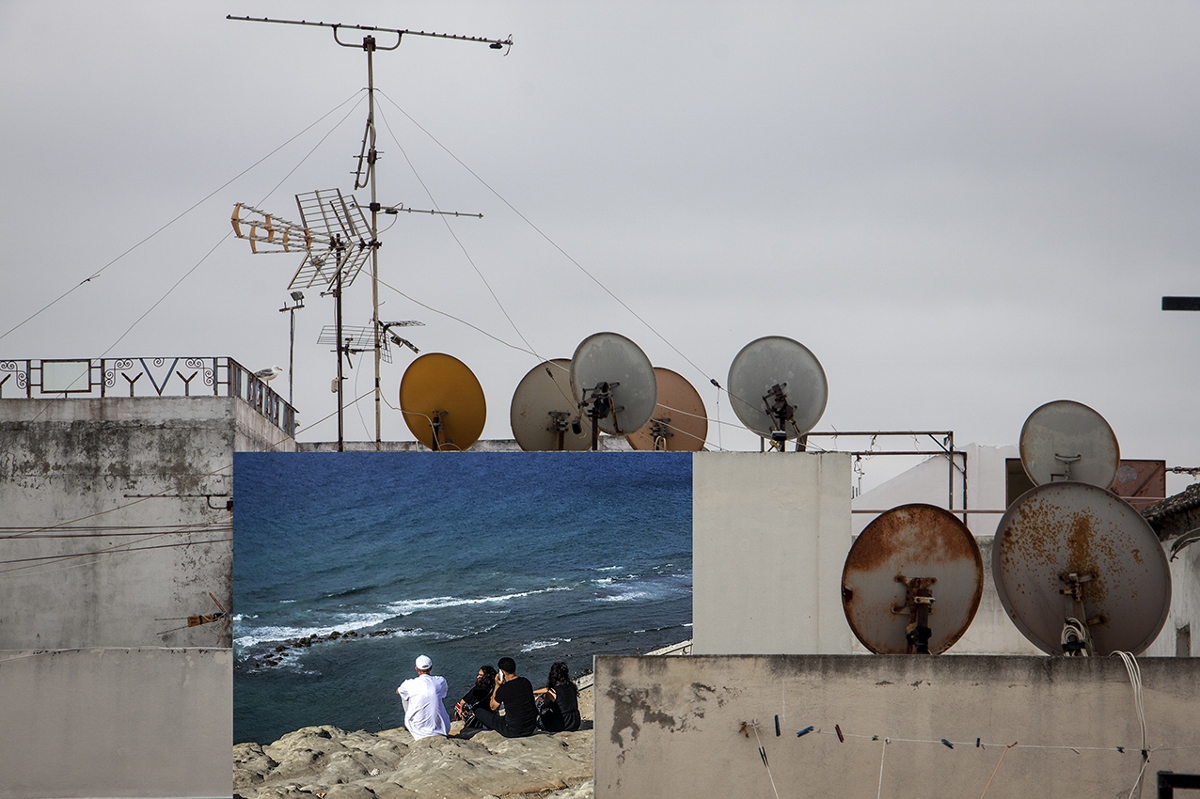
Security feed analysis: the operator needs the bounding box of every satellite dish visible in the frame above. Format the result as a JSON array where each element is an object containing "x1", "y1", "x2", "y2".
[
  {"x1": 627, "y1": 367, "x2": 708, "y2": 451},
  {"x1": 398, "y1": 353, "x2": 486, "y2": 451},
  {"x1": 569, "y1": 333, "x2": 657, "y2": 444},
  {"x1": 1019, "y1": 400, "x2": 1119, "y2": 489},
  {"x1": 992, "y1": 481, "x2": 1171, "y2": 656},
  {"x1": 841, "y1": 504, "x2": 983, "y2": 655},
  {"x1": 509, "y1": 359, "x2": 592, "y2": 451},
  {"x1": 726, "y1": 336, "x2": 828, "y2": 444}
]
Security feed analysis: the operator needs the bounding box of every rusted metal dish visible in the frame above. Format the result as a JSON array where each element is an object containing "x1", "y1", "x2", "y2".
[
  {"x1": 992, "y1": 481, "x2": 1171, "y2": 656},
  {"x1": 509, "y1": 359, "x2": 593, "y2": 451},
  {"x1": 841, "y1": 504, "x2": 983, "y2": 654},
  {"x1": 626, "y1": 367, "x2": 708, "y2": 451},
  {"x1": 1019, "y1": 399, "x2": 1119, "y2": 489}
]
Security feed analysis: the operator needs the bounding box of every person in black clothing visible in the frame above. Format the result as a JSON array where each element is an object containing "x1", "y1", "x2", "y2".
[
  {"x1": 534, "y1": 661, "x2": 581, "y2": 732},
  {"x1": 454, "y1": 665, "x2": 497, "y2": 730},
  {"x1": 471, "y1": 656, "x2": 538, "y2": 738}
]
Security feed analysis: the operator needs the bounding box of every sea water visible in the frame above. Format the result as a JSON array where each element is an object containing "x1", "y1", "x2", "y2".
[{"x1": 233, "y1": 451, "x2": 692, "y2": 745}]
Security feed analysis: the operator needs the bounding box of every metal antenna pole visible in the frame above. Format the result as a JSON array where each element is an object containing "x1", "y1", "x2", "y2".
[{"x1": 229, "y1": 15, "x2": 510, "y2": 448}]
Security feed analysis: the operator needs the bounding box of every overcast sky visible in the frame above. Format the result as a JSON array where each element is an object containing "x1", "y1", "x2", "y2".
[{"x1": 2, "y1": 2, "x2": 1198, "y2": 491}]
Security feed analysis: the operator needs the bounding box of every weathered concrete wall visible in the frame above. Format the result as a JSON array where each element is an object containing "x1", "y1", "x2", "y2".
[
  {"x1": 595, "y1": 654, "x2": 1200, "y2": 798},
  {"x1": 0, "y1": 647, "x2": 232, "y2": 799},
  {"x1": 692, "y1": 452, "x2": 853, "y2": 655},
  {"x1": 0, "y1": 397, "x2": 247, "y2": 649},
  {"x1": 0, "y1": 394, "x2": 285, "y2": 798}
]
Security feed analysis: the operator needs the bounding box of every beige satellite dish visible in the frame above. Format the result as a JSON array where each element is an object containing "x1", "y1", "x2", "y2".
[
  {"x1": 399, "y1": 353, "x2": 486, "y2": 451},
  {"x1": 626, "y1": 367, "x2": 708, "y2": 451},
  {"x1": 509, "y1": 359, "x2": 592, "y2": 451}
]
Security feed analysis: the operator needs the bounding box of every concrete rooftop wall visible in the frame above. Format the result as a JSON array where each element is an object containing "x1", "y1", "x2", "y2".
[
  {"x1": 692, "y1": 451, "x2": 854, "y2": 655},
  {"x1": 0, "y1": 394, "x2": 284, "y2": 798},
  {"x1": 595, "y1": 654, "x2": 1200, "y2": 798}
]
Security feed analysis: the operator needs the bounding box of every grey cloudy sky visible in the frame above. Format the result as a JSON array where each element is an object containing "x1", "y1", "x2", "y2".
[{"x1": 2, "y1": 2, "x2": 1197, "y2": 490}]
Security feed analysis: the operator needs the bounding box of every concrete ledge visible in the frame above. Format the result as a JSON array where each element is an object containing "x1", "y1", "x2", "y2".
[{"x1": 595, "y1": 654, "x2": 1200, "y2": 798}]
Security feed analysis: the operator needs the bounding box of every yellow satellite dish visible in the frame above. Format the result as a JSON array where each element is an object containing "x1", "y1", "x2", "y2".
[{"x1": 399, "y1": 353, "x2": 486, "y2": 451}]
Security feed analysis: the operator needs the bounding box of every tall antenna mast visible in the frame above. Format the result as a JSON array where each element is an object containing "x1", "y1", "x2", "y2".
[{"x1": 229, "y1": 15, "x2": 510, "y2": 450}]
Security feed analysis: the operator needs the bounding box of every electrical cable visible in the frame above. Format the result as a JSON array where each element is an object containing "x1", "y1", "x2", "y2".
[
  {"x1": 0, "y1": 90, "x2": 366, "y2": 346},
  {"x1": 375, "y1": 91, "x2": 718, "y2": 384}
]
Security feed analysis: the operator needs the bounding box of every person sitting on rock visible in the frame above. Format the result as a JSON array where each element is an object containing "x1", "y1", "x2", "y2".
[
  {"x1": 396, "y1": 654, "x2": 450, "y2": 739},
  {"x1": 533, "y1": 661, "x2": 581, "y2": 732},
  {"x1": 454, "y1": 664, "x2": 497, "y2": 730},
  {"x1": 471, "y1": 656, "x2": 538, "y2": 737}
]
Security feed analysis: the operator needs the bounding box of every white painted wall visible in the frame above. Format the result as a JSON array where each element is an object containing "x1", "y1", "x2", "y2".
[
  {"x1": 0, "y1": 648, "x2": 232, "y2": 799},
  {"x1": 692, "y1": 452, "x2": 853, "y2": 655}
]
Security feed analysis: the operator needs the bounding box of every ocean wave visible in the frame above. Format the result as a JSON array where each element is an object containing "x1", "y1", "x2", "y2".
[
  {"x1": 384, "y1": 586, "x2": 570, "y2": 615},
  {"x1": 233, "y1": 616, "x2": 422, "y2": 648},
  {"x1": 520, "y1": 637, "x2": 570, "y2": 653}
]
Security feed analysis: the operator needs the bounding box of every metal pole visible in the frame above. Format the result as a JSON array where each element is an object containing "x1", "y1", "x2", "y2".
[
  {"x1": 365, "y1": 35, "x2": 384, "y2": 451},
  {"x1": 335, "y1": 266, "x2": 345, "y2": 451},
  {"x1": 288, "y1": 306, "x2": 296, "y2": 406}
]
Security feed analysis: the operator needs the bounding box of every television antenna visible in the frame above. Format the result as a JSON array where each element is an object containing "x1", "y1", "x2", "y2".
[{"x1": 229, "y1": 15, "x2": 507, "y2": 448}]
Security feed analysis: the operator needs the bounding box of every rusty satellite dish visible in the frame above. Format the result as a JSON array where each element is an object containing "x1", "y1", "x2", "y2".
[
  {"x1": 992, "y1": 481, "x2": 1171, "y2": 656},
  {"x1": 509, "y1": 359, "x2": 592, "y2": 451},
  {"x1": 726, "y1": 336, "x2": 827, "y2": 444},
  {"x1": 626, "y1": 367, "x2": 708, "y2": 451},
  {"x1": 1019, "y1": 399, "x2": 1119, "y2": 489},
  {"x1": 569, "y1": 332, "x2": 657, "y2": 445},
  {"x1": 841, "y1": 504, "x2": 983, "y2": 654},
  {"x1": 399, "y1": 353, "x2": 486, "y2": 451}
]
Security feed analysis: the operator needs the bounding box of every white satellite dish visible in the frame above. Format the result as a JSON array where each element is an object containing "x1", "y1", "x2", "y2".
[
  {"x1": 509, "y1": 359, "x2": 592, "y2": 451},
  {"x1": 726, "y1": 336, "x2": 828, "y2": 444},
  {"x1": 569, "y1": 332, "x2": 657, "y2": 446},
  {"x1": 1019, "y1": 399, "x2": 1119, "y2": 489},
  {"x1": 992, "y1": 481, "x2": 1171, "y2": 656}
]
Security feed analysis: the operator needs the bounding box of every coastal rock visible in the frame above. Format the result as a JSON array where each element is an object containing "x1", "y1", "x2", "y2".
[{"x1": 235, "y1": 725, "x2": 593, "y2": 799}]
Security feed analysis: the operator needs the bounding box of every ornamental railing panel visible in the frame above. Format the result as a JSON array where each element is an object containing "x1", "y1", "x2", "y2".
[{"x1": 0, "y1": 357, "x2": 296, "y2": 436}]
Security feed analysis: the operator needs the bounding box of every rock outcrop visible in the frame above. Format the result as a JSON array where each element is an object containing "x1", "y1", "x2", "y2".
[{"x1": 236, "y1": 686, "x2": 597, "y2": 798}]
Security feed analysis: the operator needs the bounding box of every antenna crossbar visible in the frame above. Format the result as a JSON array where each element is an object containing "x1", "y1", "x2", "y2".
[{"x1": 227, "y1": 15, "x2": 513, "y2": 49}]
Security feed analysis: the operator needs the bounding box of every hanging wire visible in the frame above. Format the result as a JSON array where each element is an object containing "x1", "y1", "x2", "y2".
[
  {"x1": 0, "y1": 90, "x2": 366, "y2": 346},
  {"x1": 374, "y1": 90, "x2": 717, "y2": 384},
  {"x1": 375, "y1": 104, "x2": 544, "y2": 364},
  {"x1": 1112, "y1": 651, "x2": 1149, "y2": 799}
]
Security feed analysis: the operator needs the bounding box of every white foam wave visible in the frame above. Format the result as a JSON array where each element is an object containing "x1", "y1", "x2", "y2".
[
  {"x1": 233, "y1": 614, "x2": 420, "y2": 648},
  {"x1": 384, "y1": 586, "x2": 569, "y2": 615},
  {"x1": 520, "y1": 637, "x2": 570, "y2": 653}
]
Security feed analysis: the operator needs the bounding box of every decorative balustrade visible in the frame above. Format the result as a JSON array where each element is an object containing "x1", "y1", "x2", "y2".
[{"x1": 0, "y1": 357, "x2": 297, "y2": 436}]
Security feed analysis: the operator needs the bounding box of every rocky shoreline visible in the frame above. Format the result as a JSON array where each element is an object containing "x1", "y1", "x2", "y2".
[{"x1": 234, "y1": 687, "x2": 596, "y2": 799}]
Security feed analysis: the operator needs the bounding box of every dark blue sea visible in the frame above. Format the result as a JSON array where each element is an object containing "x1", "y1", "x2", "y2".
[{"x1": 232, "y1": 451, "x2": 693, "y2": 745}]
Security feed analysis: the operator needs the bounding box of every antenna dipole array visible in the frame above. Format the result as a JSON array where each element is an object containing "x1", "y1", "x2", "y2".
[{"x1": 229, "y1": 14, "x2": 508, "y2": 449}]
